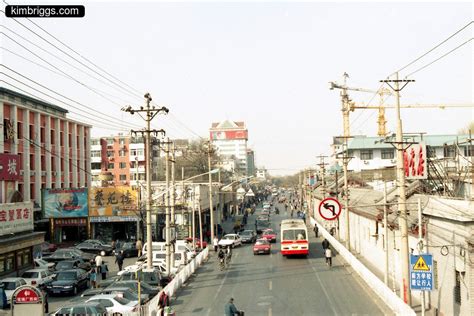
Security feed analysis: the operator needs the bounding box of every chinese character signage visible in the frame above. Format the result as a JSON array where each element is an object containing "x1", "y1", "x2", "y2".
[
  {"x1": 0, "y1": 154, "x2": 20, "y2": 181},
  {"x1": 403, "y1": 142, "x2": 427, "y2": 180},
  {"x1": 13, "y1": 286, "x2": 42, "y2": 304},
  {"x1": 0, "y1": 202, "x2": 33, "y2": 236},
  {"x1": 89, "y1": 186, "x2": 137, "y2": 217},
  {"x1": 42, "y1": 188, "x2": 89, "y2": 218},
  {"x1": 410, "y1": 254, "x2": 433, "y2": 291}
]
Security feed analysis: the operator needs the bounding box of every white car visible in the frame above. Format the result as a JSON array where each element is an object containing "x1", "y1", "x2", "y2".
[
  {"x1": 86, "y1": 294, "x2": 138, "y2": 315},
  {"x1": 33, "y1": 258, "x2": 55, "y2": 271},
  {"x1": 0, "y1": 277, "x2": 27, "y2": 304},
  {"x1": 20, "y1": 268, "x2": 54, "y2": 287},
  {"x1": 218, "y1": 234, "x2": 242, "y2": 248}
]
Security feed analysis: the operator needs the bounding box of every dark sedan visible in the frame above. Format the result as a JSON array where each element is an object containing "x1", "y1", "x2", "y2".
[
  {"x1": 46, "y1": 269, "x2": 89, "y2": 296},
  {"x1": 106, "y1": 280, "x2": 159, "y2": 297},
  {"x1": 54, "y1": 301, "x2": 106, "y2": 316},
  {"x1": 239, "y1": 230, "x2": 257, "y2": 243},
  {"x1": 75, "y1": 241, "x2": 113, "y2": 256},
  {"x1": 42, "y1": 248, "x2": 95, "y2": 264},
  {"x1": 55, "y1": 259, "x2": 91, "y2": 271},
  {"x1": 113, "y1": 242, "x2": 138, "y2": 258}
]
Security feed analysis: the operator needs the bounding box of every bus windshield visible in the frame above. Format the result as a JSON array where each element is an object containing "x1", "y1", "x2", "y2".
[{"x1": 282, "y1": 229, "x2": 307, "y2": 241}]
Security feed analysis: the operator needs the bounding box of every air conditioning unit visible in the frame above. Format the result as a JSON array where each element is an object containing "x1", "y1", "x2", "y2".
[
  {"x1": 52, "y1": 171, "x2": 57, "y2": 176},
  {"x1": 41, "y1": 171, "x2": 47, "y2": 176},
  {"x1": 30, "y1": 171, "x2": 35, "y2": 176}
]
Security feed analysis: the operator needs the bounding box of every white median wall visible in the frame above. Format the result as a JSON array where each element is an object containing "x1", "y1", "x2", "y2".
[{"x1": 310, "y1": 216, "x2": 415, "y2": 316}]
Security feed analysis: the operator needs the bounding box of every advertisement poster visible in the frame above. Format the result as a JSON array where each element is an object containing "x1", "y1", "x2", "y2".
[
  {"x1": 0, "y1": 154, "x2": 20, "y2": 181},
  {"x1": 42, "y1": 188, "x2": 89, "y2": 218},
  {"x1": 89, "y1": 186, "x2": 137, "y2": 217},
  {"x1": 403, "y1": 142, "x2": 427, "y2": 180}
]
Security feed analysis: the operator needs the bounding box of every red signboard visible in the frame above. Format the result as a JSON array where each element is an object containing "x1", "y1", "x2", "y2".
[
  {"x1": 0, "y1": 154, "x2": 20, "y2": 181},
  {"x1": 403, "y1": 142, "x2": 427, "y2": 180},
  {"x1": 210, "y1": 130, "x2": 248, "y2": 140},
  {"x1": 14, "y1": 287, "x2": 41, "y2": 304}
]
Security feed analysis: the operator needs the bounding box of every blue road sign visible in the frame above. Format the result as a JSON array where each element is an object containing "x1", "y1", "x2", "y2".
[{"x1": 410, "y1": 254, "x2": 433, "y2": 291}]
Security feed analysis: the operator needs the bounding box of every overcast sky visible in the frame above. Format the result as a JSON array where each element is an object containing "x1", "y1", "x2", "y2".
[{"x1": 1, "y1": 1, "x2": 472, "y2": 175}]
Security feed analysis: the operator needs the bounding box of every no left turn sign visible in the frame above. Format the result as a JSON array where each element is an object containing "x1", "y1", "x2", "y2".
[{"x1": 318, "y1": 197, "x2": 342, "y2": 220}]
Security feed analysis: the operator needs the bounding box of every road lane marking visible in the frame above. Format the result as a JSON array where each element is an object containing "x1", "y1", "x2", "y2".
[
  {"x1": 269, "y1": 280, "x2": 272, "y2": 291},
  {"x1": 311, "y1": 265, "x2": 338, "y2": 315}
]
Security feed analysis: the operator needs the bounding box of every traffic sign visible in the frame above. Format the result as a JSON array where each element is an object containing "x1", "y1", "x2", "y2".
[
  {"x1": 318, "y1": 197, "x2": 342, "y2": 220},
  {"x1": 410, "y1": 254, "x2": 433, "y2": 291}
]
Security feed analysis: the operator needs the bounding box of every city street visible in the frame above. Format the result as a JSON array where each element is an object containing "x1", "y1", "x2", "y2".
[{"x1": 172, "y1": 201, "x2": 393, "y2": 316}]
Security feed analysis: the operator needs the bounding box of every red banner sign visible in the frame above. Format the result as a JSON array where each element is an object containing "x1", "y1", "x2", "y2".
[
  {"x1": 210, "y1": 130, "x2": 248, "y2": 140},
  {"x1": 14, "y1": 287, "x2": 41, "y2": 304},
  {"x1": 0, "y1": 154, "x2": 20, "y2": 181},
  {"x1": 403, "y1": 142, "x2": 427, "y2": 180}
]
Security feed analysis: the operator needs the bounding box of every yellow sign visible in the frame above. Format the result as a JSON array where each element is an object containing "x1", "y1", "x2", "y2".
[
  {"x1": 89, "y1": 187, "x2": 137, "y2": 217},
  {"x1": 413, "y1": 256, "x2": 430, "y2": 271}
]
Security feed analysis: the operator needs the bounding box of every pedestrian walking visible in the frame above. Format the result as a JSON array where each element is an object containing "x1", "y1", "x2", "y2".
[
  {"x1": 95, "y1": 254, "x2": 103, "y2": 269},
  {"x1": 89, "y1": 267, "x2": 97, "y2": 288},
  {"x1": 115, "y1": 250, "x2": 124, "y2": 271},
  {"x1": 213, "y1": 236, "x2": 219, "y2": 252},
  {"x1": 325, "y1": 247, "x2": 332, "y2": 267},
  {"x1": 322, "y1": 238, "x2": 329, "y2": 250},
  {"x1": 313, "y1": 224, "x2": 319, "y2": 238},
  {"x1": 136, "y1": 238, "x2": 143, "y2": 257},
  {"x1": 224, "y1": 297, "x2": 243, "y2": 316},
  {"x1": 100, "y1": 261, "x2": 108, "y2": 280}
]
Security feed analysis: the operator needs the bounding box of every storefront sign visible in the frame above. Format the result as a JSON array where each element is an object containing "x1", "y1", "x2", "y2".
[
  {"x1": 42, "y1": 188, "x2": 88, "y2": 218},
  {"x1": 0, "y1": 154, "x2": 20, "y2": 181},
  {"x1": 89, "y1": 186, "x2": 137, "y2": 217},
  {"x1": 403, "y1": 142, "x2": 427, "y2": 180},
  {"x1": 13, "y1": 287, "x2": 41, "y2": 304},
  {"x1": 54, "y1": 218, "x2": 87, "y2": 226},
  {"x1": 0, "y1": 202, "x2": 33, "y2": 236},
  {"x1": 90, "y1": 216, "x2": 138, "y2": 223}
]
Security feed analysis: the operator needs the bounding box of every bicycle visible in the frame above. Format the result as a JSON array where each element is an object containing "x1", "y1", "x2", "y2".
[{"x1": 219, "y1": 258, "x2": 225, "y2": 271}]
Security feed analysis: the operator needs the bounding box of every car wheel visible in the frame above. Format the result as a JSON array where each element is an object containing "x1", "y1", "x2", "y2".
[{"x1": 73, "y1": 286, "x2": 78, "y2": 295}]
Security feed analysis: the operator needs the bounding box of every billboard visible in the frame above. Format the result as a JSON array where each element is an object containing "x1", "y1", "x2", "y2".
[
  {"x1": 42, "y1": 188, "x2": 89, "y2": 218},
  {"x1": 0, "y1": 202, "x2": 33, "y2": 236},
  {"x1": 0, "y1": 154, "x2": 20, "y2": 181},
  {"x1": 210, "y1": 130, "x2": 248, "y2": 140},
  {"x1": 403, "y1": 142, "x2": 427, "y2": 180},
  {"x1": 89, "y1": 186, "x2": 137, "y2": 217}
]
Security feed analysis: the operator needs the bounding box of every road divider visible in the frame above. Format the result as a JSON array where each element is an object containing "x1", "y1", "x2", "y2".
[{"x1": 310, "y1": 217, "x2": 415, "y2": 316}]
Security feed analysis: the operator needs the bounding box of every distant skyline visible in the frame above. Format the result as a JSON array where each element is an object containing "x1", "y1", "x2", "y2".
[{"x1": 1, "y1": 1, "x2": 472, "y2": 175}]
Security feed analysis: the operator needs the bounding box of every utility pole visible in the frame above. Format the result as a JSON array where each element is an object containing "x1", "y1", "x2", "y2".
[
  {"x1": 316, "y1": 156, "x2": 328, "y2": 198},
  {"x1": 207, "y1": 143, "x2": 215, "y2": 242},
  {"x1": 381, "y1": 73, "x2": 414, "y2": 305},
  {"x1": 418, "y1": 198, "x2": 425, "y2": 316},
  {"x1": 170, "y1": 141, "x2": 176, "y2": 268},
  {"x1": 165, "y1": 138, "x2": 171, "y2": 274},
  {"x1": 135, "y1": 157, "x2": 141, "y2": 241},
  {"x1": 122, "y1": 93, "x2": 168, "y2": 270},
  {"x1": 383, "y1": 182, "x2": 389, "y2": 286}
]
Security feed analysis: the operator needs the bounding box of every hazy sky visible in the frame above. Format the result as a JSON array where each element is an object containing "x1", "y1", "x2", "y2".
[{"x1": 2, "y1": 1, "x2": 472, "y2": 175}]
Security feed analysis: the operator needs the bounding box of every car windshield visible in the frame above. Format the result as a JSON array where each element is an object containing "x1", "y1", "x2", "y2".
[
  {"x1": 21, "y1": 272, "x2": 38, "y2": 278},
  {"x1": 282, "y1": 229, "x2": 307, "y2": 240},
  {"x1": 114, "y1": 296, "x2": 131, "y2": 305},
  {"x1": 56, "y1": 272, "x2": 76, "y2": 280},
  {"x1": 56, "y1": 261, "x2": 74, "y2": 269},
  {"x1": 1, "y1": 281, "x2": 17, "y2": 290},
  {"x1": 240, "y1": 231, "x2": 253, "y2": 236},
  {"x1": 263, "y1": 230, "x2": 274, "y2": 235},
  {"x1": 223, "y1": 236, "x2": 234, "y2": 240},
  {"x1": 256, "y1": 240, "x2": 269, "y2": 245}
]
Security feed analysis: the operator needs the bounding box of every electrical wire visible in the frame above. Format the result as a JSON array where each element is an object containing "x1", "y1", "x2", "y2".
[
  {"x1": 394, "y1": 21, "x2": 473, "y2": 74},
  {"x1": 405, "y1": 38, "x2": 473, "y2": 77}
]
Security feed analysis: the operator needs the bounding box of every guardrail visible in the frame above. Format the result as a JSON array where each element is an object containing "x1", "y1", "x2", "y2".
[
  {"x1": 144, "y1": 247, "x2": 209, "y2": 315},
  {"x1": 310, "y1": 217, "x2": 415, "y2": 316}
]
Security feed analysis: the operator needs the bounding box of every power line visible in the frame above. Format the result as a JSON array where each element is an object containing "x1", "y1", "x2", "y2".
[
  {"x1": 394, "y1": 21, "x2": 473, "y2": 74},
  {"x1": 405, "y1": 37, "x2": 473, "y2": 77}
]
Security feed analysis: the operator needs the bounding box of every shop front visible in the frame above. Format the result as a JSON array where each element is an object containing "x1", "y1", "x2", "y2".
[
  {"x1": 0, "y1": 201, "x2": 44, "y2": 278},
  {"x1": 90, "y1": 216, "x2": 138, "y2": 242},
  {"x1": 51, "y1": 218, "x2": 88, "y2": 244}
]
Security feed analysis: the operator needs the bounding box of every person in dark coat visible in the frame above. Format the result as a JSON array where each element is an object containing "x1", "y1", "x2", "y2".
[
  {"x1": 115, "y1": 250, "x2": 124, "y2": 271},
  {"x1": 322, "y1": 238, "x2": 330, "y2": 250}
]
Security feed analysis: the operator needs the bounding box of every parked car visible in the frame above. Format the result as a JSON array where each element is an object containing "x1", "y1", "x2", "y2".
[
  {"x1": 20, "y1": 268, "x2": 54, "y2": 286},
  {"x1": 46, "y1": 269, "x2": 89, "y2": 296},
  {"x1": 253, "y1": 238, "x2": 271, "y2": 255},
  {"x1": 52, "y1": 301, "x2": 107, "y2": 316},
  {"x1": 101, "y1": 286, "x2": 150, "y2": 304},
  {"x1": 86, "y1": 294, "x2": 138, "y2": 315},
  {"x1": 106, "y1": 280, "x2": 159, "y2": 297},
  {"x1": 42, "y1": 248, "x2": 95, "y2": 264},
  {"x1": 54, "y1": 259, "x2": 91, "y2": 271},
  {"x1": 113, "y1": 242, "x2": 138, "y2": 258},
  {"x1": 218, "y1": 234, "x2": 242, "y2": 248},
  {"x1": 239, "y1": 230, "x2": 257, "y2": 243},
  {"x1": 40, "y1": 242, "x2": 58, "y2": 256},
  {"x1": 0, "y1": 277, "x2": 27, "y2": 305},
  {"x1": 33, "y1": 258, "x2": 55, "y2": 271},
  {"x1": 117, "y1": 269, "x2": 161, "y2": 288},
  {"x1": 75, "y1": 241, "x2": 113, "y2": 256},
  {"x1": 261, "y1": 229, "x2": 277, "y2": 243},
  {"x1": 185, "y1": 237, "x2": 208, "y2": 249}
]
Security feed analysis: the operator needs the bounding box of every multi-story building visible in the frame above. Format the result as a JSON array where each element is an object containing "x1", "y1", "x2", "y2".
[
  {"x1": 246, "y1": 149, "x2": 255, "y2": 176},
  {"x1": 210, "y1": 120, "x2": 249, "y2": 175},
  {"x1": 0, "y1": 87, "x2": 91, "y2": 276}
]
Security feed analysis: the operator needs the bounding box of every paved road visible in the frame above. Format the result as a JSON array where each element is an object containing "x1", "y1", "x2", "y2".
[{"x1": 172, "y1": 200, "x2": 392, "y2": 316}]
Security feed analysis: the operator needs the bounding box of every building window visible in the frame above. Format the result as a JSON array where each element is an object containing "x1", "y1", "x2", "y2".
[
  {"x1": 444, "y1": 145, "x2": 456, "y2": 158},
  {"x1": 455, "y1": 270, "x2": 464, "y2": 304},
  {"x1": 107, "y1": 163, "x2": 114, "y2": 169},
  {"x1": 107, "y1": 151, "x2": 114, "y2": 158},
  {"x1": 29, "y1": 124, "x2": 34, "y2": 140},
  {"x1": 464, "y1": 145, "x2": 473, "y2": 157},
  {"x1": 107, "y1": 138, "x2": 114, "y2": 145},
  {"x1": 30, "y1": 154, "x2": 34, "y2": 170},
  {"x1": 91, "y1": 162, "x2": 101, "y2": 170},
  {"x1": 91, "y1": 139, "x2": 99, "y2": 146},
  {"x1": 91, "y1": 150, "x2": 101, "y2": 158},
  {"x1": 381, "y1": 149, "x2": 394, "y2": 160},
  {"x1": 360, "y1": 150, "x2": 373, "y2": 160},
  {"x1": 119, "y1": 150, "x2": 126, "y2": 157},
  {"x1": 68, "y1": 134, "x2": 72, "y2": 146},
  {"x1": 50, "y1": 130, "x2": 55, "y2": 144},
  {"x1": 17, "y1": 122, "x2": 23, "y2": 139},
  {"x1": 119, "y1": 162, "x2": 127, "y2": 169},
  {"x1": 119, "y1": 138, "x2": 125, "y2": 145},
  {"x1": 60, "y1": 132, "x2": 64, "y2": 146},
  {"x1": 40, "y1": 127, "x2": 45, "y2": 143},
  {"x1": 119, "y1": 174, "x2": 126, "y2": 181}
]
